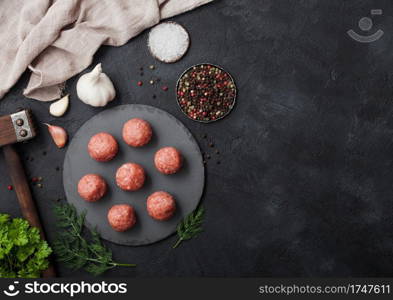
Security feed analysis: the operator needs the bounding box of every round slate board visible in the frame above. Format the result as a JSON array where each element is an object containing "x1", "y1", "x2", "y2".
[{"x1": 63, "y1": 104, "x2": 204, "y2": 246}]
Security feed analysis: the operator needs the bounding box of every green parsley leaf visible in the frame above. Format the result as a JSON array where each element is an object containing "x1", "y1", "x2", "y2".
[{"x1": 0, "y1": 213, "x2": 52, "y2": 278}]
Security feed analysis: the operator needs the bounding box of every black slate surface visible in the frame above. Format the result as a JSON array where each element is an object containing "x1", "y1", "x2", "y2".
[
  {"x1": 63, "y1": 104, "x2": 204, "y2": 246},
  {"x1": 1, "y1": 0, "x2": 393, "y2": 277}
]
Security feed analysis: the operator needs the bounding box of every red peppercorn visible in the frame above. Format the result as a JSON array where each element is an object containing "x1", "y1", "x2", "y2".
[
  {"x1": 7, "y1": 185, "x2": 13, "y2": 191},
  {"x1": 162, "y1": 85, "x2": 168, "y2": 91},
  {"x1": 31, "y1": 177, "x2": 38, "y2": 183},
  {"x1": 137, "y1": 81, "x2": 143, "y2": 86}
]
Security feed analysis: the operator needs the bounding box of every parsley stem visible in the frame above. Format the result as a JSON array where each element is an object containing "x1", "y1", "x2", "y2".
[{"x1": 172, "y1": 238, "x2": 183, "y2": 249}]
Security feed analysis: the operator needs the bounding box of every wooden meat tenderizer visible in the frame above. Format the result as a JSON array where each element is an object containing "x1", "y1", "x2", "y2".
[{"x1": 0, "y1": 110, "x2": 56, "y2": 277}]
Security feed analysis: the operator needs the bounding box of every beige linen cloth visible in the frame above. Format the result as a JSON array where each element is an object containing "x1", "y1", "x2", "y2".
[{"x1": 0, "y1": 0, "x2": 213, "y2": 101}]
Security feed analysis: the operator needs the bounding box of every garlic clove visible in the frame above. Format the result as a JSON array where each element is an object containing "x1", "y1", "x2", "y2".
[
  {"x1": 44, "y1": 123, "x2": 68, "y2": 148},
  {"x1": 49, "y1": 94, "x2": 69, "y2": 117}
]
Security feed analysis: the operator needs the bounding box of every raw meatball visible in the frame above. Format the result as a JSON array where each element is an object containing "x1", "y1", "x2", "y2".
[
  {"x1": 122, "y1": 118, "x2": 152, "y2": 147},
  {"x1": 107, "y1": 204, "x2": 136, "y2": 232},
  {"x1": 88, "y1": 132, "x2": 118, "y2": 162},
  {"x1": 147, "y1": 191, "x2": 176, "y2": 221},
  {"x1": 116, "y1": 163, "x2": 146, "y2": 191},
  {"x1": 78, "y1": 174, "x2": 107, "y2": 202},
  {"x1": 154, "y1": 147, "x2": 183, "y2": 174}
]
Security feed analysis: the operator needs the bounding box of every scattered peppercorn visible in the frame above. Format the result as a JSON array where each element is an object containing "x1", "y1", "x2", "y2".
[
  {"x1": 137, "y1": 81, "x2": 143, "y2": 86},
  {"x1": 215, "y1": 150, "x2": 220, "y2": 155},
  {"x1": 149, "y1": 80, "x2": 154, "y2": 85},
  {"x1": 56, "y1": 166, "x2": 60, "y2": 171},
  {"x1": 7, "y1": 185, "x2": 13, "y2": 191},
  {"x1": 38, "y1": 177, "x2": 43, "y2": 182},
  {"x1": 37, "y1": 183, "x2": 43, "y2": 189},
  {"x1": 217, "y1": 160, "x2": 221, "y2": 165},
  {"x1": 162, "y1": 85, "x2": 168, "y2": 91},
  {"x1": 202, "y1": 134, "x2": 207, "y2": 139},
  {"x1": 140, "y1": 72, "x2": 144, "y2": 76},
  {"x1": 152, "y1": 94, "x2": 157, "y2": 99},
  {"x1": 139, "y1": 67, "x2": 144, "y2": 71},
  {"x1": 176, "y1": 64, "x2": 236, "y2": 122},
  {"x1": 149, "y1": 65, "x2": 155, "y2": 70},
  {"x1": 209, "y1": 142, "x2": 214, "y2": 148},
  {"x1": 42, "y1": 151, "x2": 47, "y2": 156},
  {"x1": 31, "y1": 177, "x2": 39, "y2": 183}
]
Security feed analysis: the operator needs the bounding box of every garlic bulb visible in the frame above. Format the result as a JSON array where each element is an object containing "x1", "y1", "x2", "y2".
[
  {"x1": 76, "y1": 63, "x2": 116, "y2": 107},
  {"x1": 49, "y1": 94, "x2": 69, "y2": 117}
]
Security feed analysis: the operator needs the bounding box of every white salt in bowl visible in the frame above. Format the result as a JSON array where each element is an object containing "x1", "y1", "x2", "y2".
[{"x1": 148, "y1": 21, "x2": 190, "y2": 63}]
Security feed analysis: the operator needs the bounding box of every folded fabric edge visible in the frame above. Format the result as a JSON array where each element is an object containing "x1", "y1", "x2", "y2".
[{"x1": 160, "y1": 0, "x2": 215, "y2": 20}]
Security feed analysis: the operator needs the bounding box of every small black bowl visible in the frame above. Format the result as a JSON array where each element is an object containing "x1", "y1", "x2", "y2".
[{"x1": 176, "y1": 63, "x2": 237, "y2": 123}]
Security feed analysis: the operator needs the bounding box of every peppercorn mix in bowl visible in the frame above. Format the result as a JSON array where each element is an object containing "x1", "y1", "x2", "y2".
[{"x1": 176, "y1": 64, "x2": 236, "y2": 123}]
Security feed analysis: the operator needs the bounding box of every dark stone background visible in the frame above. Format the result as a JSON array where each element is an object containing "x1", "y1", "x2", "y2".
[{"x1": 1, "y1": 0, "x2": 393, "y2": 277}]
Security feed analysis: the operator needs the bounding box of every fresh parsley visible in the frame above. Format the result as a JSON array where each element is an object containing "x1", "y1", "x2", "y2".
[
  {"x1": 0, "y1": 214, "x2": 52, "y2": 278},
  {"x1": 173, "y1": 206, "x2": 204, "y2": 249},
  {"x1": 53, "y1": 203, "x2": 135, "y2": 276}
]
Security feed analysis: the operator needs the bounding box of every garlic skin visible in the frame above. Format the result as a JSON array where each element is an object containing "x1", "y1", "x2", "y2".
[
  {"x1": 76, "y1": 63, "x2": 116, "y2": 107},
  {"x1": 49, "y1": 94, "x2": 69, "y2": 117},
  {"x1": 44, "y1": 123, "x2": 68, "y2": 148}
]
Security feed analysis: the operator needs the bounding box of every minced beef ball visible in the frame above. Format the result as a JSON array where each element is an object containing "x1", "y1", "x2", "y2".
[
  {"x1": 122, "y1": 118, "x2": 152, "y2": 147},
  {"x1": 78, "y1": 174, "x2": 107, "y2": 202},
  {"x1": 154, "y1": 147, "x2": 183, "y2": 174},
  {"x1": 88, "y1": 132, "x2": 118, "y2": 162},
  {"x1": 116, "y1": 163, "x2": 146, "y2": 191},
  {"x1": 147, "y1": 191, "x2": 176, "y2": 221},
  {"x1": 107, "y1": 204, "x2": 136, "y2": 232}
]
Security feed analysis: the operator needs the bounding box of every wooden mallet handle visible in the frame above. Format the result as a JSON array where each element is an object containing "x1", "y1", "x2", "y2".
[{"x1": 3, "y1": 145, "x2": 56, "y2": 277}]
